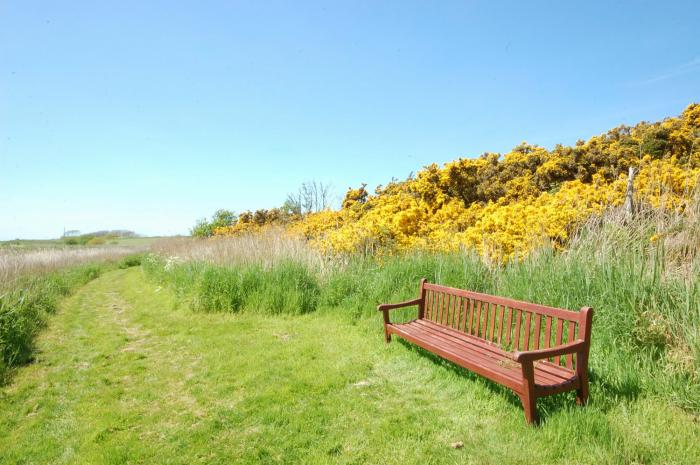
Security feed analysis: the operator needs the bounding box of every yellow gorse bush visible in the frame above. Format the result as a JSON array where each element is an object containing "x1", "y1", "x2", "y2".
[{"x1": 215, "y1": 104, "x2": 700, "y2": 262}]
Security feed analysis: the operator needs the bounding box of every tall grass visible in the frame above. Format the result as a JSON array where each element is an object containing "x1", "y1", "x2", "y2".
[
  {"x1": 143, "y1": 256, "x2": 320, "y2": 315},
  {"x1": 151, "y1": 228, "x2": 325, "y2": 270}
]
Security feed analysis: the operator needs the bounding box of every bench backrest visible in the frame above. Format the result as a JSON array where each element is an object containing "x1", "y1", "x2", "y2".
[{"x1": 419, "y1": 280, "x2": 592, "y2": 371}]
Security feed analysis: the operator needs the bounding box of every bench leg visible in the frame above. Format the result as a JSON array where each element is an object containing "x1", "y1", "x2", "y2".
[
  {"x1": 576, "y1": 375, "x2": 589, "y2": 405},
  {"x1": 381, "y1": 310, "x2": 392, "y2": 343},
  {"x1": 519, "y1": 361, "x2": 538, "y2": 425},
  {"x1": 576, "y1": 352, "x2": 590, "y2": 405},
  {"x1": 520, "y1": 392, "x2": 538, "y2": 425}
]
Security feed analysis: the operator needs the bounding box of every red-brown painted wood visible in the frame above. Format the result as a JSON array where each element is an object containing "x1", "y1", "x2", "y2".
[
  {"x1": 566, "y1": 321, "x2": 576, "y2": 369},
  {"x1": 474, "y1": 301, "x2": 482, "y2": 337},
  {"x1": 496, "y1": 305, "x2": 504, "y2": 344},
  {"x1": 488, "y1": 303, "x2": 496, "y2": 342},
  {"x1": 533, "y1": 314, "x2": 542, "y2": 350},
  {"x1": 523, "y1": 312, "x2": 532, "y2": 351},
  {"x1": 504, "y1": 307, "x2": 513, "y2": 346},
  {"x1": 378, "y1": 280, "x2": 593, "y2": 425}
]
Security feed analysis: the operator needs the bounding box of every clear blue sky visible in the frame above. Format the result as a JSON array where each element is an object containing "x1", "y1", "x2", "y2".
[{"x1": 1, "y1": 1, "x2": 699, "y2": 239}]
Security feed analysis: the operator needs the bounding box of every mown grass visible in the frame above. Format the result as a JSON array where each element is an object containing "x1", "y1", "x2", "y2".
[
  {"x1": 0, "y1": 255, "x2": 142, "y2": 383},
  {"x1": 1, "y1": 267, "x2": 698, "y2": 464}
]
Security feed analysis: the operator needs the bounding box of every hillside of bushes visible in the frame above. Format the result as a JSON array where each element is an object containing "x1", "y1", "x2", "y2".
[{"x1": 210, "y1": 104, "x2": 700, "y2": 262}]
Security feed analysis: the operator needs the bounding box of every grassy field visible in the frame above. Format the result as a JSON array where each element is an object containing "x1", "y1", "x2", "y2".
[
  {"x1": 1, "y1": 267, "x2": 698, "y2": 464},
  {"x1": 0, "y1": 239, "x2": 68, "y2": 249},
  {"x1": 0, "y1": 237, "x2": 163, "y2": 249}
]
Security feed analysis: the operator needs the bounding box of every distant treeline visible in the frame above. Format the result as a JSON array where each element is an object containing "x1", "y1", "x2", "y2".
[{"x1": 62, "y1": 230, "x2": 139, "y2": 246}]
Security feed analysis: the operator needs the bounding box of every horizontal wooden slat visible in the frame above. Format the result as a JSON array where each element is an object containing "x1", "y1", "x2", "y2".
[
  {"x1": 409, "y1": 322, "x2": 572, "y2": 386},
  {"x1": 393, "y1": 325, "x2": 573, "y2": 389},
  {"x1": 388, "y1": 325, "x2": 524, "y2": 391},
  {"x1": 390, "y1": 320, "x2": 576, "y2": 388}
]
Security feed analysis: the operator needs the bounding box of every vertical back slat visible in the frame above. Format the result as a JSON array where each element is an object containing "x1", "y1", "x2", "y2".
[
  {"x1": 433, "y1": 292, "x2": 439, "y2": 323},
  {"x1": 513, "y1": 310, "x2": 522, "y2": 350},
  {"x1": 436, "y1": 292, "x2": 444, "y2": 323},
  {"x1": 566, "y1": 321, "x2": 576, "y2": 369},
  {"x1": 533, "y1": 314, "x2": 542, "y2": 350},
  {"x1": 443, "y1": 293, "x2": 450, "y2": 325},
  {"x1": 426, "y1": 291, "x2": 432, "y2": 321},
  {"x1": 426, "y1": 291, "x2": 432, "y2": 320},
  {"x1": 444, "y1": 294, "x2": 451, "y2": 326},
  {"x1": 442, "y1": 293, "x2": 452, "y2": 326},
  {"x1": 488, "y1": 303, "x2": 497, "y2": 342},
  {"x1": 450, "y1": 295, "x2": 458, "y2": 329},
  {"x1": 451, "y1": 295, "x2": 458, "y2": 328},
  {"x1": 459, "y1": 297, "x2": 468, "y2": 332},
  {"x1": 453, "y1": 295, "x2": 460, "y2": 329},
  {"x1": 433, "y1": 291, "x2": 440, "y2": 321},
  {"x1": 426, "y1": 291, "x2": 433, "y2": 320},
  {"x1": 504, "y1": 307, "x2": 513, "y2": 346},
  {"x1": 434, "y1": 291, "x2": 439, "y2": 321},
  {"x1": 479, "y1": 302, "x2": 491, "y2": 339},
  {"x1": 523, "y1": 312, "x2": 532, "y2": 351},
  {"x1": 474, "y1": 301, "x2": 483, "y2": 336},
  {"x1": 496, "y1": 305, "x2": 504, "y2": 344},
  {"x1": 543, "y1": 316, "x2": 552, "y2": 349},
  {"x1": 467, "y1": 299, "x2": 475, "y2": 334},
  {"x1": 555, "y1": 319, "x2": 564, "y2": 364}
]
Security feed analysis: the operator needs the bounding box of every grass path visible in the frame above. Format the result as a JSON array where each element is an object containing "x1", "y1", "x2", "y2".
[{"x1": 1, "y1": 268, "x2": 699, "y2": 464}]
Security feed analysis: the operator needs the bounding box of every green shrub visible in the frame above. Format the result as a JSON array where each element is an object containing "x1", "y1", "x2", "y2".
[{"x1": 118, "y1": 254, "x2": 143, "y2": 269}]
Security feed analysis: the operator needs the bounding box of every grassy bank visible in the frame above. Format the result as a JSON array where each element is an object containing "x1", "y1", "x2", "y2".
[{"x1": 0, "y1": 255, "x2": 142, "y2": 383}]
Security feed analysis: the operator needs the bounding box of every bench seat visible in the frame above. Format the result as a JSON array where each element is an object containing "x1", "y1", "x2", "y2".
[{"x1": 389, "y1": 319, "x2": 577, "y2": 395}]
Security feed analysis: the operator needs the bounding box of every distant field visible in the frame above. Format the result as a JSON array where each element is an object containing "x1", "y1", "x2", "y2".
[
  {"x1": 107, "y1": 237, "x2": 164, "y2": 247},
  {"x1": 0, "y1": 236, "x2": 159, "y2": 286},
  {"x1": 0, "y1": 236, "x2": 164, "y2": 249},
  {"x1": 0, "y1": 239, "x2": 68, "y2": 249}
]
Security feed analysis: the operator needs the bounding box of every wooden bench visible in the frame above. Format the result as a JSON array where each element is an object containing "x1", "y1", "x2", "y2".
[{"x1": 378, "y1": 279, "x2": 593, "y2": 424}]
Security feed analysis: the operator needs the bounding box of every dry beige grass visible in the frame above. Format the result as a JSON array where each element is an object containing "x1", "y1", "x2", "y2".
[
  {"x1": 0, "y1": 246, "x2": 141, "y2": 287},
  {"x1": 151, "y1": 227, "x2": 327, "y2": 270},
  {"x1": 569, "y1": 189, "x2": 700, "y2": 280}
]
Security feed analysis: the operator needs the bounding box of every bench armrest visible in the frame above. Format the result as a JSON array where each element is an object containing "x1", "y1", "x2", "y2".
[
  {"x1": 513, "y1": 340, "x2": 586, "y2": 363},
  {"x1": 377, "y1": 298, "x2": 423, "y2": 312}
]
